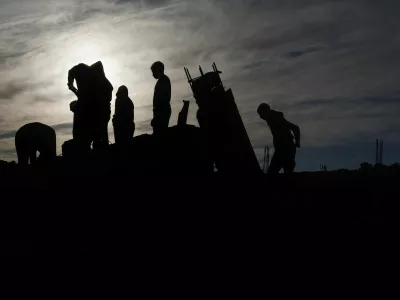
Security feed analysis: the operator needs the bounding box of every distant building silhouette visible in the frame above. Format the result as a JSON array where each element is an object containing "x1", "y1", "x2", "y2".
[
  {"x1": 112, "y1": 85, "x2": 134, "y2": 145},
  {"x1": 257, "y1": 103, "x2": 300, "y2": 174},
  {"x1": 15, "y1": 122, "x2": 56, "y2": 165},
  {"x1": 151, "y1": 61, "x2": 171, "y2": 135}
]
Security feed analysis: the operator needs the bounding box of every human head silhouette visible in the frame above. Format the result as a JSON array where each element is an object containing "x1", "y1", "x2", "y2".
[
  {"x1": 257, "y1": 103, "x2": 271, "y2": 120},
  {"x1": 116, "y1": 85, "x2": 128, "y2": 98},
  {"x1": 91, "y1": 61, "x2": 105, "y2": 80},
  {"x1": 151, "y1": 61, "x2": 164, "y2": 79}
]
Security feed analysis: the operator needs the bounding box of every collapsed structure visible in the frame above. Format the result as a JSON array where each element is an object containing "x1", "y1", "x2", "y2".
[{"x1": 185, "y1": 63, "x2": 261, "y2": 175}]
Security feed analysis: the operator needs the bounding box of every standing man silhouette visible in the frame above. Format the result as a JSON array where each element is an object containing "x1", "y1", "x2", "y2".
[
  {"x1": 150, "y1": 61, "x2": 171, "y2": 135},
  {"x1": 257, "y1": 103, "x2": 300, "y2": 174}
]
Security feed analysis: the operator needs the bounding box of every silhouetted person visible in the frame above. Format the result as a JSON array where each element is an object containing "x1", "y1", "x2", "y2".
[
  {"x1": 68, "y1": 63, "x2": 93, "y2": 150},
  {"x1": 90, "y1": 61, "x2": 113, "y2": 150},
  {"x1": 15, "y1": 122, "x2": 56, "y2": 165},
  {"x1": 257, "y1": 103, "x2": 300, "y2": 174},
  {"x1": 112, "y1": 85, "x2": 135, "y2": 145},
  {"x1": 150, "y1": 61, "x2": 171, "y2": 135}
]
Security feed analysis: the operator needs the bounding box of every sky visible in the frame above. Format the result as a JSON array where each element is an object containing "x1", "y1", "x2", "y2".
[{"x1": 0, "y1": 0, "x2": 399, "y2": 171}]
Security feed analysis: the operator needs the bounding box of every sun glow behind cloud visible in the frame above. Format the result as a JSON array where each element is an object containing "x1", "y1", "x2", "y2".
[
  {"x1": 64, "y1": 35, "x2": 124, "y2": 83},
  {"x1": 27, "y1": 22, "x2": 143, "y2": 126}
]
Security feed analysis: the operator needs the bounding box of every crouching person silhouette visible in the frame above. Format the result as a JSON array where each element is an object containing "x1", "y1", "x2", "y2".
[
  {"x1": 15, "y1": 122, "x2": 56, "y2": 165},
  {"x1": 257, "y1": 103, "x2": 300, "y2": 174}
]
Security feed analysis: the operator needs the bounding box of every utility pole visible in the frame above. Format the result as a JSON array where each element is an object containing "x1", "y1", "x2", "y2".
[
  {"x1": 263, "y1": 146, "x2": 267, "y2": 173},
  {"x1": 262, "y1": 146, "x2": 270, "y2": 173},
  {"x1": 375, "y1": 138, "x2": 384, "y2": 164}
]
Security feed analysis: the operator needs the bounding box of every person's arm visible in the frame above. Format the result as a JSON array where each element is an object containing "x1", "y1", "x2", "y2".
[
  {"x1": 158, "y1": 76, "x2": 171, "y2": 105},
  {"x1": 67, "y1": 67, "x2": 78, "y2": 96},
  {"x1": 165, "y1": 78, "x2": 171, "y2": 104},
  {"x1": 153, "y1": 77, "x2": 171, "y2": 114},
  {"x1": 287, "y1": 121, "x2": 301, "y2": 147}
]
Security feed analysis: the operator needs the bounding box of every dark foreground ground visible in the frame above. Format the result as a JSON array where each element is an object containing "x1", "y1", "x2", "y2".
[{"x1": 1, "y1": 160, "x2": 399, "y2": 295}]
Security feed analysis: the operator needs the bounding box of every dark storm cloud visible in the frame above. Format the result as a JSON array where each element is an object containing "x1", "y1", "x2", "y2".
[
  {"x1": 0, "y1": 80, "x2": 48, "y2": 101},
  {"x1": 134, "y1": 119, "x2": 152, "y2": 132},
  {"x1": 52, "y1": 122, "x2": 73, "y2": 131},
  {"x1": 0, "y1": 83, "x2": 27, "y2": 100},
  {"x1": 0, "y1": 148, "x2": 17, "y2": 154},
  {"x1": 115, "y1": 0, "x2": 172, "y2": 6},
  {"x1": 0, "y1": 48, "x2": 41, "y2": 64},
  {"x1": 289, "y1": 97, "x2": 400, "y2": 110},
  {"x1": 287, "y1": 46, "x2": 323, "y2": 59},
  {"x1": 0, "y1": 131, "x2": 16, "y2": 140},
  {"x1": 0, "y1": 122, "x2": 73, "y2": 141}
]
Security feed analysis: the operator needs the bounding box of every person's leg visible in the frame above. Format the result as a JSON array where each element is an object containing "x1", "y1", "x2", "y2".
[
  {"x1": 283, "y1": 160, "x2": 296, "y2": 174},
  {"x1": 94, "y1": 124, "x2": 109, "y2": 150},
  {"x1": 151, "y1": 116, "x2": 159, "y2": 135},
  {"x1": 122, "y1": 123, "x2": 134, "y2": 143},
  {"x1": 74, "y1": 112, "x2": 91, "y2": 151},
  {"x1": 165, "y1": 109, "x2": 171, "y2": 129},
  {"x1": 94, "y1": 112, "x2": 109, "y2": 149},
  {"x1": 91, "y1": 115, "x2": 102, "y2": 151},
  {"x1": 101, "y1": 120, "x2": 109, "y2": 146},
  {"x1": 113, "y1": 124, "x2": 119, "y2": 144},
  {"x1": 283, "y1": 147, "x2": 296, "y2": 174},
  {"x1": 152, "y1": 110, "x2": 171, "y2": 136},
  {"x1": 92, "y1": 129, "x2": 101, "y2": 150},
  {"x1": 120, "y1": 128, "x2": 128, "y2": 145},
  {"x1": 158, "y1": 114, "x2": 171, "y2": 136},
  {"x1": 114, "y1": 125, "x2": 125, "y2": 145},
  {"x1": 38, "y1": 131, "x2": 57, "y2": 164},
  {"x1": 268, "y1": 150, "x2": 283, "y2": 174}
]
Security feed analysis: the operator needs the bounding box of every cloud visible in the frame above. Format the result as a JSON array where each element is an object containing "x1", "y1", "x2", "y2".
[
  {"x1": 52, "y1": 122, "x2": 73, "y2": 131},
  {"x1": 0, "y1": 148, "x2": 17, "y2": 154},
  {"x1": 0, "y1": 82, "x2": 27, "y2": 100},
  {"x1": 115, "y1": 0, "x2": 172, "y2": 7},
  {"x1": 0, "y1": 130, "x2": 17, "y2": 140},
  {"x1": 0, "y1": 122, "x2": 73, "y2": 141},
  {"x1": 287, "y1": 46, "x2": 323, "y2": 58}
]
